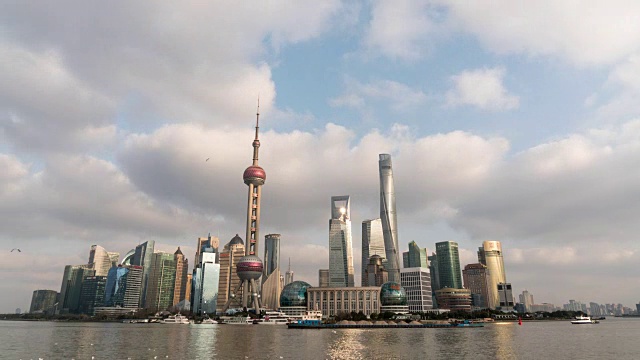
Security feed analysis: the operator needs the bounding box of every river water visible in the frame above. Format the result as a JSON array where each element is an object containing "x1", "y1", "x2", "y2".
[{"x1": 2, "y1": 318, "x2": 639, "y2": 359}]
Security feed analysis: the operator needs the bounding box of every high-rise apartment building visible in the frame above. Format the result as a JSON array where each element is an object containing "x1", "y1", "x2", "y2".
[
  {"x1": 192, "y1": 248, "x2": 220, "y2": 316},
  {"x1": 132, "y1": 240, "x2": 155, "y2": 307},
  {"x1": 402, "y1": 241, "x2": 428, "y2": 268},
  {"x1": 462, "y1": 263, "x2": 491, "y2": 309},
  {"x1": 29, "y1": 290, "x2": 58, "y2": 314},
  {"x1": 261, "y1": 234, "x2": 282, "y2": 310},
  {"x1": 104, "y1": 265, "x2": 143, "y2": 308},
  {"x1": 361, "y1": 218, "x2": 385, "y2": 286},
  {"x1": 318, "y1": 269, "x2": 329, "y2": 287},
  {"x1": 478, "y1": 240, "x2": 506, "y2": 309},
  {"x1": 329, "y1": 196, "x2": 355, "y2": 287},
  {"x1": 217, "y1": 235, "x2": 245, "y2": 312},
  {"x1": 379, "y1": 154, "x2": 401, "y2": 283},
  {"x1": 435, "y1": 241, "x2": 462, "y2": 289},
  {"x1": 172, "y1": 247, "x2": 189, "y2": 307},
  {"x1": 363, "y1": 255, "x2": 388, "y2": 287},
  {"x1": 400, "y1": 267, "x2": 433, "y2": 312},
  {"x1": 145, "y1": 252, "x2": 177, "y2": 311}
]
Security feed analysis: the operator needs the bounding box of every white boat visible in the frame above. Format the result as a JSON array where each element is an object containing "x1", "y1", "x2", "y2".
[
  {"x1": 571, "y1": 315, "x2": 599, "y2": 324},
  {"x1": 255, "y1": 311, "x2": 290, "y2": 325},
  {"x1": 161, "y1": 314, "x2": 190, "y2": 324},
  {"x1": 220, "y1": 316, "x2": 253, "y2": 324},
  {"x1": 201, "y1": 317, "x2": 218, "y2": 324}
]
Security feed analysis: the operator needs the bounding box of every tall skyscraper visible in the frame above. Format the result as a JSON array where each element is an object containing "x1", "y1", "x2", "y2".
[
  {"x1": 222, "y1": 104, "x2": 266, "y2": 312},
  {"x1": 145, "y1": 252, "x2": 177, "y2": 311},
  {"x1": 263, "y1": 234, "x2": 280, "y2": 282},
  {"x1": 427, "y1": 252, "x2": 440, "y2": 308},
  {"x1": 318, "y1": 269, "x2": 329, "y2": 287},
  {"x1": 462, "y1": 263, "x2": 491, "y2": 309},
  {"x1": 195, "y1": 234, "x2": 220, "y2": 266},
  {"x1": 88, "y1": 245, "x2": 118, "y2": 277},
  {"x1": 361, "y1": 218, "x2": 385, "y2": 286},
  {"x1": 329, "y1": 195, "x2": 355, "y2": 287},
  {"x1": 217, "y1": 235, "x2": 245, "y2": 312},
  {"x1": 402, "y1": 241, "x2": 428, "y2": 268},
  {"x1": 78, "y1": 275, "x2": 107, "y2": 315},
  {"x1": 285, "y1": 257, "x2": 294, "y2": 285},
  {"x1": 173, "y1": 247, "x2": 189, "y2": 307},
  {"x1": 364, "y1": 255, "x2": 388, "y2": 286},
  {"x1": 29, "y1": 290, "x2": 58, "y2": 314},
  {"x1": 379, "y1": 154, "x2": 400, "y2": 283},
  {"x1": 132, "y1": 240, "x2": 155, "y2": 308},
  {"x1": 192, "y1": 248, "x2": 220, "y2": 316},
  {"x1": 519, "y1": 290, "x2": 534, "y2": 313},
  {"x1": 59, "y1": 264, "x2": 94, "y2": 314},
  {"x1": 261, "y1": 234, "x2": 282, "y2": 310},
  {"x1": 104, "y1": 265, "x2": 143, "y2": 308},
  {"x1": 478, "y1": 240, "x2": 506, "y2": 309},
  {"x1": 435, "y1": 241, "x2": 462, "y2": 289}
]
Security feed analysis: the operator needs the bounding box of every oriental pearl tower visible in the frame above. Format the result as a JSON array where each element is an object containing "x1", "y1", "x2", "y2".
[{"x1": 222, "y1": 102, "x2": 266, "y2": 312}]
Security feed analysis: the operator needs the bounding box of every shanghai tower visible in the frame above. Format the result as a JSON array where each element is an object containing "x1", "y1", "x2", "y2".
[
  {"x1": 379, "y1": 154, "x2": 400, "y2": 282},
  {"x1": 222, "y1": 103, "x2": 265, "y2": 312}
]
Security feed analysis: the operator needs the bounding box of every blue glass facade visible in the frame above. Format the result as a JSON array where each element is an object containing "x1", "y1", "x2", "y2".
[
  {"x1": 104, "y1": 267, "x2": 129, "y2": 306},
  {"x1": 192, "y1": 249, "x2": 220, "y2": 316},
  {"x1": 280, "y1": 281, "x2": 312, "y2": 307}
]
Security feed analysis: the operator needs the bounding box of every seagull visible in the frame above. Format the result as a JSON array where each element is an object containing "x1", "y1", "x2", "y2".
[
  {"x1": 11, "y1": 248, "x2": 21, "y2": 252},
  {"x1": 205, "y1": 158, "x2": 210, "y2": 162}
]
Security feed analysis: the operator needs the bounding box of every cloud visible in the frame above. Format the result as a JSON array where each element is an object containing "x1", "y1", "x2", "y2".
[
  {"x1": 330, "y1": 78, "x2": 429, "y2": 111},
  {"x1": 440, "y1": 0, "x2": 640, "y2": 66},
  {"x1": 445, "y1": 67, "x2": 519, "y2": 111},
  {"x1": 364, "y1": 0, "x2": 443, "y2": 60},
  {"x1": 0, "y1": 1, "x2": 345, "y2": 151}
]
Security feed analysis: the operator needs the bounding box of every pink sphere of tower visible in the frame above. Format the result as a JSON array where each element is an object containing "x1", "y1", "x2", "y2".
[
  {"x1": 243, "y1": 165, "x2": 266, "y2": 186},
  {"x1": 236, "y1": 255, "x2": 264, "y2": 281}
]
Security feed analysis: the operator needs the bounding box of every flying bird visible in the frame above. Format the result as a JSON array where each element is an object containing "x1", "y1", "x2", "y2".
[
  {"x1": 11, "y1": 248, "x2": 21, "y2": 252},
  {"x1": 205, "y1": 158, "x2": 210, "y2": 162}
]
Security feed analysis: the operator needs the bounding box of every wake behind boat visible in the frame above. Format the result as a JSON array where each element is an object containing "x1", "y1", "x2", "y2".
[{"x1": 571, "y1": 315, "x2": 599, "y2": 324}]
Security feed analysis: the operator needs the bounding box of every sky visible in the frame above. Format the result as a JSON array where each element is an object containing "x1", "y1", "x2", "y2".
[{"x1": 2, "y1": 1, "x2": 640, "y2": 313}]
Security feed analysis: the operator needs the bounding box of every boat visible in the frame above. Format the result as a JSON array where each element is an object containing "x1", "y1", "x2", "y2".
[
  {"x1": 160, "y1": 314, "x2": 190, "y2": 324},
  {"x1": 254, "y1": 311, "x2": 290, "y2": 325},
  {"x1": 200, "y1": 317, "x2": 218, "y2": 324},
  {"x1": 219, "y1": 316, "x2": 253, "y2": 324},
  {"x1": 571, "y1": 315, "x2": 599, "y2": 324}
]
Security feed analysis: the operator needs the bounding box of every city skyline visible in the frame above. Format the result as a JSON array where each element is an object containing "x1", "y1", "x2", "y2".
[{"x1": 4, "y1": 2, "x2": 640, "y2": 312}]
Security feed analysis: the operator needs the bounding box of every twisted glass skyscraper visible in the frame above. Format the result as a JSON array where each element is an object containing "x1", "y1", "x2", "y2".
[{"x1": 379, "y1": 154, "x2": 401, "y2": 282}]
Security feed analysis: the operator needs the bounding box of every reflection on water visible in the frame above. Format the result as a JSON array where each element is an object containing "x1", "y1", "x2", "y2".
[{"x1": 2, "y1": 318, "x2": 640, "y2": 359}]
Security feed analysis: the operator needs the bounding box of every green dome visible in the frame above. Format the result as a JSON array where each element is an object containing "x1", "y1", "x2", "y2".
[
  {"x1": 380, "y1": 282, "x2": 407, "y2": 306},
  {"x1": 280, "y1": 281, "x2": 312, "y2": 307}
]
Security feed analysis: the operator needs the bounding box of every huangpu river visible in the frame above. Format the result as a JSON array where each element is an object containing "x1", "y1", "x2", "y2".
[{"x1": 2, "y1": 318, "x2": 640, "y2": 359}]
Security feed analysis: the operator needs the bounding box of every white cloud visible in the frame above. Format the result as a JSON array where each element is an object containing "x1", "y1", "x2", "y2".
[
  {"x1": 330, "y1": 78, "x2": 429, "y2": 111},
  {"x1": 440, "y1": 0, "x2": 640, "y2": 66},
  {"x1": 445, "y1": 67, "x2": 519, "y2": 111},
  {"x1": 365, "y1": 0, "x2": 442, "y2": 60},
  {"x1": 0, "y1": 1, "x2": 345, "y2": 151}
]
